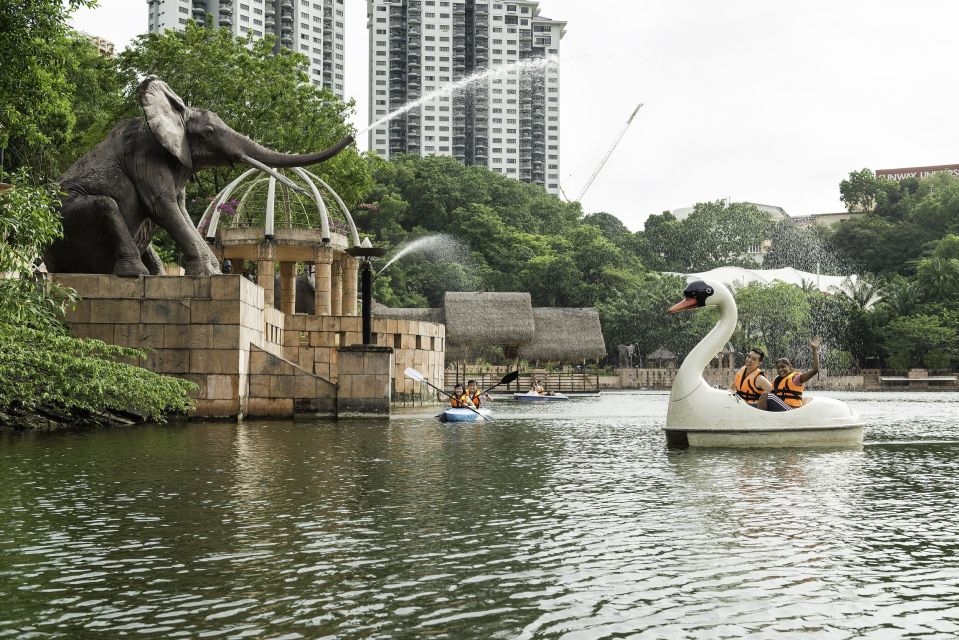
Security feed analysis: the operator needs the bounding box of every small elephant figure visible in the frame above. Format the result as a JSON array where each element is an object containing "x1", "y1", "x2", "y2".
[
  {"x1": 617, "y1": 343, "x2": 636, "y2": 368},
  {"x1": 45, "y1": 77, "x2": 353, "y2": 277}
]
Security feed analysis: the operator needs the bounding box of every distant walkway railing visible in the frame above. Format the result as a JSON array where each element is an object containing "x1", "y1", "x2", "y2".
[{"x1": 444, "y1": 370, "x2": 599, "y2": 394}]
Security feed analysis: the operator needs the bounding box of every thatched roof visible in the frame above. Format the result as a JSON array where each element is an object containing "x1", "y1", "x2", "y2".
[
  {"x1": 443, "y1": 292, "x2": 535, "y2": 347},
  {"x1": 517, "y1": 308, "x2": 607, "y2": 362},
  {"x1": 374, "y1": 293, "x2": 607, "y2": 364},
  {"x1": 372, "y1": 302, "x2": 443, "y2": 323},
  {"x1": 648, "y1": 347, "x2": 676, "y2": 361}
]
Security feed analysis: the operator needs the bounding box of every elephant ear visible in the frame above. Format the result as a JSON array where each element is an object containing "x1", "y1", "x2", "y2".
[{"x1": 138, "y1": 76, "x2": 192, "y2": 169}]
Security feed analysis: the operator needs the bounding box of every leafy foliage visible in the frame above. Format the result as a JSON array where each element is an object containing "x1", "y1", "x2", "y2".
[
  {"x1": 0, "y1": 0, "x2": 96, "y2": 151},
  {"x1": 0, "y1": 326, "x2": 194, "y2": 423},
  {"x1": 637, "y1": 201, "x2": 773, "y2": 272},
  {"x1": 1, "y1": 2, "x2": 125, "y2": 182}
]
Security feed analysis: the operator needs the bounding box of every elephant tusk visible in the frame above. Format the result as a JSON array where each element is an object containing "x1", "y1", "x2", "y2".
[{"x1": 240, "y1": 155, "x2": 306, "y2": 193}]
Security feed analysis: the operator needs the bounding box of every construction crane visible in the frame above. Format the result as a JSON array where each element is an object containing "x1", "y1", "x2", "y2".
[{"x1": 575, "y1": 103, "x2": 643, "y2": 202}]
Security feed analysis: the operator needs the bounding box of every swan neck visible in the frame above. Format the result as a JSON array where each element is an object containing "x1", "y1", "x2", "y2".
[{"x1": 677, "y1": 297, "x2": 737, "y2": 387}]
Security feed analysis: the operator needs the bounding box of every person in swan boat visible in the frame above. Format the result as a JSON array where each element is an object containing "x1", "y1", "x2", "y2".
[
  {"x1": 757, "y1": 337, "x2": 821, "y2": 412},
  {"x1": 730, "y1": 348, "x2": 773, "y2": 407}
]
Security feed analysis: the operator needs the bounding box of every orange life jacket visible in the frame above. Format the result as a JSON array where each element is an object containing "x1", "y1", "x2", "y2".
[
  {"x1": 450, "y1": 393, "x2": 472, "y2": 408},
  {"x1": 468, "y1": 391, "x2": 482, "y2": 408},
  {"x1": 773, "y1": 371, "x2": 805, "y2": 408},
  {"x1": 734, "y1": 366, "x2": 763, "y2": 404}
]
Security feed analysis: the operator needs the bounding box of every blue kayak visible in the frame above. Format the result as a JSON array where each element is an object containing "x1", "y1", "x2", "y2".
[
  {"x1": 438, "y1": 408, "x2": 493, "y2": 423},
  {"x1": 513, "y1": 392, "x2": 569, "y2": 401}
]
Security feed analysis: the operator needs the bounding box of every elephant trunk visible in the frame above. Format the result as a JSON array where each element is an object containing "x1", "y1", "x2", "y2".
[{"x1": 240, "y1": 135, "x2": 354, "y2": 168}]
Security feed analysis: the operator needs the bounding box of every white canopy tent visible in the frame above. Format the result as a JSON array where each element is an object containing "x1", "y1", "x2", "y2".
[{"x1": 669, "y1": 266, "x2": 864, "y2": 299}]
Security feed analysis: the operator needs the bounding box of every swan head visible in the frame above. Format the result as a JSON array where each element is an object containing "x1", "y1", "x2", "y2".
[{"x1": 668, "y1": 279, "x2": 718, "y2": 313}]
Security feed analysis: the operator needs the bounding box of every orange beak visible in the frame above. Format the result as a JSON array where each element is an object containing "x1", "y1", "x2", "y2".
[{"x1": 668, "y1": 297, "x2": 699, "y2": 314}]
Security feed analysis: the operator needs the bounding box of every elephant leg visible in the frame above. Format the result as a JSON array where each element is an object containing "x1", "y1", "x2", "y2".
[
  {"x1": 141, "y1": 244, "x2": 166, "y2": 275},
  {"x1": 178, "y1": 189, "x2": 220, "y2": 273},
  {"x1": 152, "y1": 195, "x2": 220, "y2": 277},
  {"x1": 66, "y1": 195, "x2": 149, "y2": 277}
]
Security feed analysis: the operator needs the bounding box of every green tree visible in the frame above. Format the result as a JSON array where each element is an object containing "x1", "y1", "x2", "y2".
[
  {"x1": 882, "y1": 314, "x2": 956, "y2": 370},
  {"x1": 916, "y1": 256, "x2": 959, "y2": 301},
  {"x1": 639, "y1": 201, "x2": 772, "y2": 272},
  {"x1": 932, "y1": 234, "x2": 959, "y2": 260},
  {"x1": 762, "y1": 222, "x2": 836, "y2": 272},
  {"x1": 0, "y1": 0, "x2": 95, "y2": 153},
  {"x1": 0, "y1": 2, "x2": 128, "y2": 182},
  {"x1": 839, "y1": 168, "x2": 884, "y2": 213},
  {"x1": 732, "y1": 282, "x2": 812, "y2": 364}
]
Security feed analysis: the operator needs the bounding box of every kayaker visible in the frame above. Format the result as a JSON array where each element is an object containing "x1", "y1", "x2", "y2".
[
  {"x1": 758, "y1": 337, "x2": 821, "y2": 411},
  {"x1": 530, "y1": 379, "x2": 545, "y2": 395},
  {"x1": 466, "y1": 380, "x2": 491, "y2": 408},
  {"x1": 450, "y1": 383, "x2": 475, "y2": 408},
  {"x1": 730, "y1": 348, "x2": 772, "y2": 407}
]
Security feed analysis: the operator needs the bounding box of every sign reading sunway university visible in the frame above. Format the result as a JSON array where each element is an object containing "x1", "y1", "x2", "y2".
[{"x1": 876, "y1": 164, "x2": 959, "y2": 181}]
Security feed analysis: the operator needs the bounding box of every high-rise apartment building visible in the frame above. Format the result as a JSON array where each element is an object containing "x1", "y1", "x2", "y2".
[
  {"x1": 146, "y1": 0, "x2": 346, "y2": 98},
  {"x1": 367, "y1": 0, "x2": 564, "y2": 193}
]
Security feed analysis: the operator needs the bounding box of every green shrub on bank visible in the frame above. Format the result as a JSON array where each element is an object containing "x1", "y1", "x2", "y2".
[{"x1": 0, "y1": 325, "x2": 195, "y2": 425}]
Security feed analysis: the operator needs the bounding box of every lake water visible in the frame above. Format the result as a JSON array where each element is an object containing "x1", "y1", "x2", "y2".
[{"x1": 2, "y1": 391, "x2": 959, "y2": 638}]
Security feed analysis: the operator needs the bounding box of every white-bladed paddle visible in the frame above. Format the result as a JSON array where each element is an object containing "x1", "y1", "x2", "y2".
[{"x1": 404, "y1": 367, "x2": 492, "y2": 421}]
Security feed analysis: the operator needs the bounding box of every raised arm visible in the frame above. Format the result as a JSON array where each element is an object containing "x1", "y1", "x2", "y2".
[{"x1": 797, "y1": 337, "x2": 821, "y2": 384}]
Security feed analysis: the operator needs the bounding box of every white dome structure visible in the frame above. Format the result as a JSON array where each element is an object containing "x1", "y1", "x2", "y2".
[
  {"x1": 197, "y1": 167, "x2": 360, "y2": 247},
  {"x1": 196, "y1": 168, "x2": 364, "y2": 317},
  {"x1": 670, "y1": 266, "x2": 866, "y2": 301}
]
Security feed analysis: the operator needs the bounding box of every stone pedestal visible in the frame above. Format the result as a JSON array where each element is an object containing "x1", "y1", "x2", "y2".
[{"x1": 335, "y1": 345, "x2": 393, "y2": 416}]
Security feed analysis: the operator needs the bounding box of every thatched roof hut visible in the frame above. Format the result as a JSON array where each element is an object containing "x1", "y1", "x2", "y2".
[
  {"x1": 374, "y1": 292, "x2": 607, "y2": 364},
  {"x1": 517, "y1": 308, "x2": 607, "y2": 362},
  {"x1": 443, "y1": 292, "x2": 535, "y2": 347}
]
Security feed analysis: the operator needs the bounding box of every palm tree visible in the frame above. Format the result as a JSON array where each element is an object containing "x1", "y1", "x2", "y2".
[
  {"x1": 834, "y1": 274, "x2": 881, "y2": 310},
  {"x1": 916, "y1": 256, "x2": 959, "y2": 301},
  {"x1": 880, "y1": 277, "x2": 923, "y2": 317}
]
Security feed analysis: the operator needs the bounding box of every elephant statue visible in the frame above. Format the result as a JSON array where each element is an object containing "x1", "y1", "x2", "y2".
[
  {"x1": 44, "y1": 76, "x2": 354, "y2": 277},
  {"x1": 617, "y1": 343, "x2": 636, "y2": 368}
]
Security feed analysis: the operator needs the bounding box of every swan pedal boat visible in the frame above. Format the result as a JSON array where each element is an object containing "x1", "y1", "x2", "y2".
[
  {"x1": 513, "y1": 392, "x2": 569, "y2": 401},
  {"x1": 438, "y1": 407, "x2": 493, "y2": 423},
  {"x1": 665, "y1": 279, "x2": 864, "y2": 448}
]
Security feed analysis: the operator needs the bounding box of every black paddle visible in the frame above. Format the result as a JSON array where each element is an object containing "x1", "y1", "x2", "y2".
[
  {"x1": 480, "y1": 370, "x2": 519, "y2": 397},
  {"x1": 404, "y1": 367, "x2": 492, "y2": 422}
]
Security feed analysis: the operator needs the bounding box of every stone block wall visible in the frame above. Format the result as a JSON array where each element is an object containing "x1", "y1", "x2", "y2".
[
  {"x1": 336, "y1": 346, "x2": 393, "y2": 416},
  {"x1": 53, "y1": 274, "x2": 333, "y2": 418},
  {"x1": 283, "y1": 314, "x2": 444, "y2": 405},
  {"x1": 248, "y1": 345, "x2": 336, "y2": 416}
]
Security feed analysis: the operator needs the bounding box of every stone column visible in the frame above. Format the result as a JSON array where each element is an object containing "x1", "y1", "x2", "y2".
[
  {"x1": 313, "y1": 245, "x2": 333, "y2": 316},
  {"x1": 330, "y1": 257, "x2": 343, "y2": 316},
  {"x1": 279, "y1": 261, "x2": 296, "y2": 315},
  {"x1": 256, "y1": 242, "x2": 275, "y2": 308},
  {"x1": 342, "y1": 255, "x2": 359, "y2": 316}
]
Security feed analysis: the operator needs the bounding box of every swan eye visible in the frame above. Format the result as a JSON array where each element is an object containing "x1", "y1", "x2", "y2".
[{"x1": 706, "y1": 287, "x2": 713, "y2": 295}]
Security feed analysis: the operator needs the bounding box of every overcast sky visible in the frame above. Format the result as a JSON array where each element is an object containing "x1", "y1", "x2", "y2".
[{"x1": 70, "y1": 1, "x2": 959, "y2": 230}]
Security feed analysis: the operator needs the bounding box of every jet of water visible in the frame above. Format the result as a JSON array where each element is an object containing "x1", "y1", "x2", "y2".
[
  {"x1": 377, "y1": 234, "x2": 475, "y2": 276},
  {"x1": 357, "y1": 56, "x2": 559, "y2": 138}
]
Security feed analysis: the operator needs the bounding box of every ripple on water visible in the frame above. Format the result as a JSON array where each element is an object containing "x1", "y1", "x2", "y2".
[{"x1": 1, "y1": 392, "x2": 959, "y2": 638}]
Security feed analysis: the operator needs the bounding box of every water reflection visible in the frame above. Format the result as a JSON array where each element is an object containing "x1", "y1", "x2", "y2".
[{"x1": 1, "y1": 392, "x2": 958, "y2": 638}]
